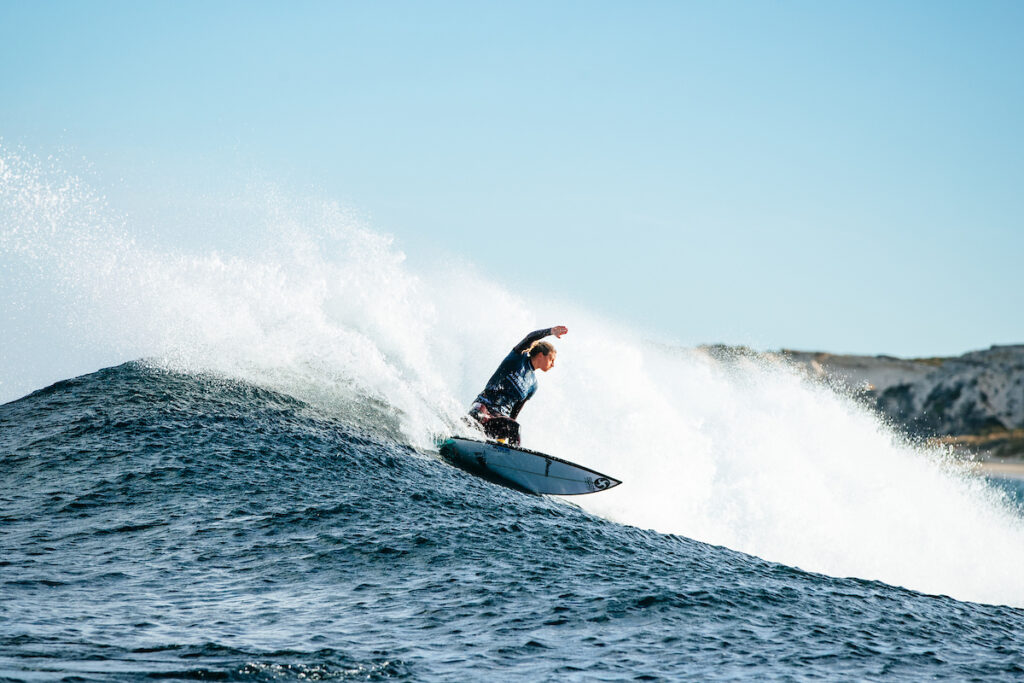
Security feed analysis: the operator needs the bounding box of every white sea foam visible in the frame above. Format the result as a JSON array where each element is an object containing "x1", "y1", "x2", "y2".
[{"x1": 3, "y1": 146, "x2": 1024, "y2": 608}]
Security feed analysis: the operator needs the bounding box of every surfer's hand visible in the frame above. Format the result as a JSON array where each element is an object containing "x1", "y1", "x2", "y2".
[{"x1": 552, "y1": 326, "x2": 568, "y2": 338}]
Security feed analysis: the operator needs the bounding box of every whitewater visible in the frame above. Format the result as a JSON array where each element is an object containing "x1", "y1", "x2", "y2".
[{"x1": 3, "y1": 147, "x2": 1024, "y2": 679}]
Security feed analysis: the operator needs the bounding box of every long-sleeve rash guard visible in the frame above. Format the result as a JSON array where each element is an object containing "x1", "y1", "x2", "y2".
[{"x1": 473, "y1": 328, "x2": 554, "y2": 420}]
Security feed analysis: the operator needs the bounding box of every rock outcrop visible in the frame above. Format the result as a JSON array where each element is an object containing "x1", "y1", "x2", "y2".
[{"x1": 778, "y1": 345, "x2": 1024, "y2": 457}]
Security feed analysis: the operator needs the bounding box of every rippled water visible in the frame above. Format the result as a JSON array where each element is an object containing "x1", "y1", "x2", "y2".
[{"x1": 3, "y1": 363, "x2": 1024, "y2": 681}]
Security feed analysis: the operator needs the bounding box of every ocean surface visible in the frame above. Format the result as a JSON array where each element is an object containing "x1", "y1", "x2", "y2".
[{"x1": 3, "y1": 362, "x2": 1024, "y2": 681}]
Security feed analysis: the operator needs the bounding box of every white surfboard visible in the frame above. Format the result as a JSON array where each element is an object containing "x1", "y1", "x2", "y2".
[{"x1": 439, "y1": 437, "x2": 622, "y2": 495}]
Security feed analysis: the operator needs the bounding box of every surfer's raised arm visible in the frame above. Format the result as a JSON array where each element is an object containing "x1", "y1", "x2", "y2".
[{"x1": 511, "y1": 326, "x2": 568, "y2": 354}]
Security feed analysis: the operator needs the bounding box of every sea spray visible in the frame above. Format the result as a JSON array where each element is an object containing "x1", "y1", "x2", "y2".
[
  {"x1": 1, "y1": 147, "x2": 473, "y2": 442},
  {"x1": 549, "y1": 346, "x2": 1024, "y2": 606},
  {"x1": 3, "y1": 145, "x2": 1024, "y2": 608}
]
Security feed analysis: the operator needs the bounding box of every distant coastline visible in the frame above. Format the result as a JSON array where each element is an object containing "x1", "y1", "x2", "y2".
[
  {"x1": 704, "y1": 344, "x2": 1024, "y2": 460},
  {"x1": 976, "y1": 460, "x2": 1024, "y2": 480}
]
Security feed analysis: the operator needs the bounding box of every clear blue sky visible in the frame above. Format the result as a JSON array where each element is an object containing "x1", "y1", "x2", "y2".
[{"x1": 3, "y1": 0, "x2": 1024, "y2": 362}]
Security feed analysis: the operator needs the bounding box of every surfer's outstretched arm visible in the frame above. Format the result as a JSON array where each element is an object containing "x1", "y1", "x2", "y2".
[{"x1": 511, "y1": 326, "x2": 568, "y2": 354}]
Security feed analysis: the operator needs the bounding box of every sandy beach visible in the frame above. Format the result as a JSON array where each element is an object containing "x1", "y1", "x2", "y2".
[{"x1": 977, "y1": 461, "x2": 1024, "y2": 480}]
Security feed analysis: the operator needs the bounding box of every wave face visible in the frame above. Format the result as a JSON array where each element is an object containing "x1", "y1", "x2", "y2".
[
  {"x1": 4, "y1": 148, "x2": 1024, "y2": 678},
  {"x1": 3, "y1": 364, "x2": 1024, "y2": 681}
]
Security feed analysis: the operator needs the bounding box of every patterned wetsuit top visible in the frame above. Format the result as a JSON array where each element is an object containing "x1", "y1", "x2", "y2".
[{"x1": 473, "y1": 328, "x2": 554, "y2": 419}]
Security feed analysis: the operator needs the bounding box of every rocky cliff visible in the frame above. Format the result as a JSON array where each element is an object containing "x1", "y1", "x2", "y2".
[{"x1": 777, "y1": 345, "x2": 1024, "y2": 457}]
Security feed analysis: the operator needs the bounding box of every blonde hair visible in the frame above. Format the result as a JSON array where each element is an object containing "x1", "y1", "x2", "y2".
[{"x1": 528, "y1": 341, "x2": 555, "y2": 358}]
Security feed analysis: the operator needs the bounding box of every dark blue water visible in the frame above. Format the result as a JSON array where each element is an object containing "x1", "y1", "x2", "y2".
[
  {"x1": 3, "y1": 363, "x2": 1024, "y2": 681},
  {"x1": 988, "y1": 477, "x2": 1024, "y2": 509}
]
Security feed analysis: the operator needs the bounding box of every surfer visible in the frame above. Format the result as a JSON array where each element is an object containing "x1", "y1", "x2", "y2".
[{"x1": 468, "y1": 326, "x2": 568, "y2": 446}]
